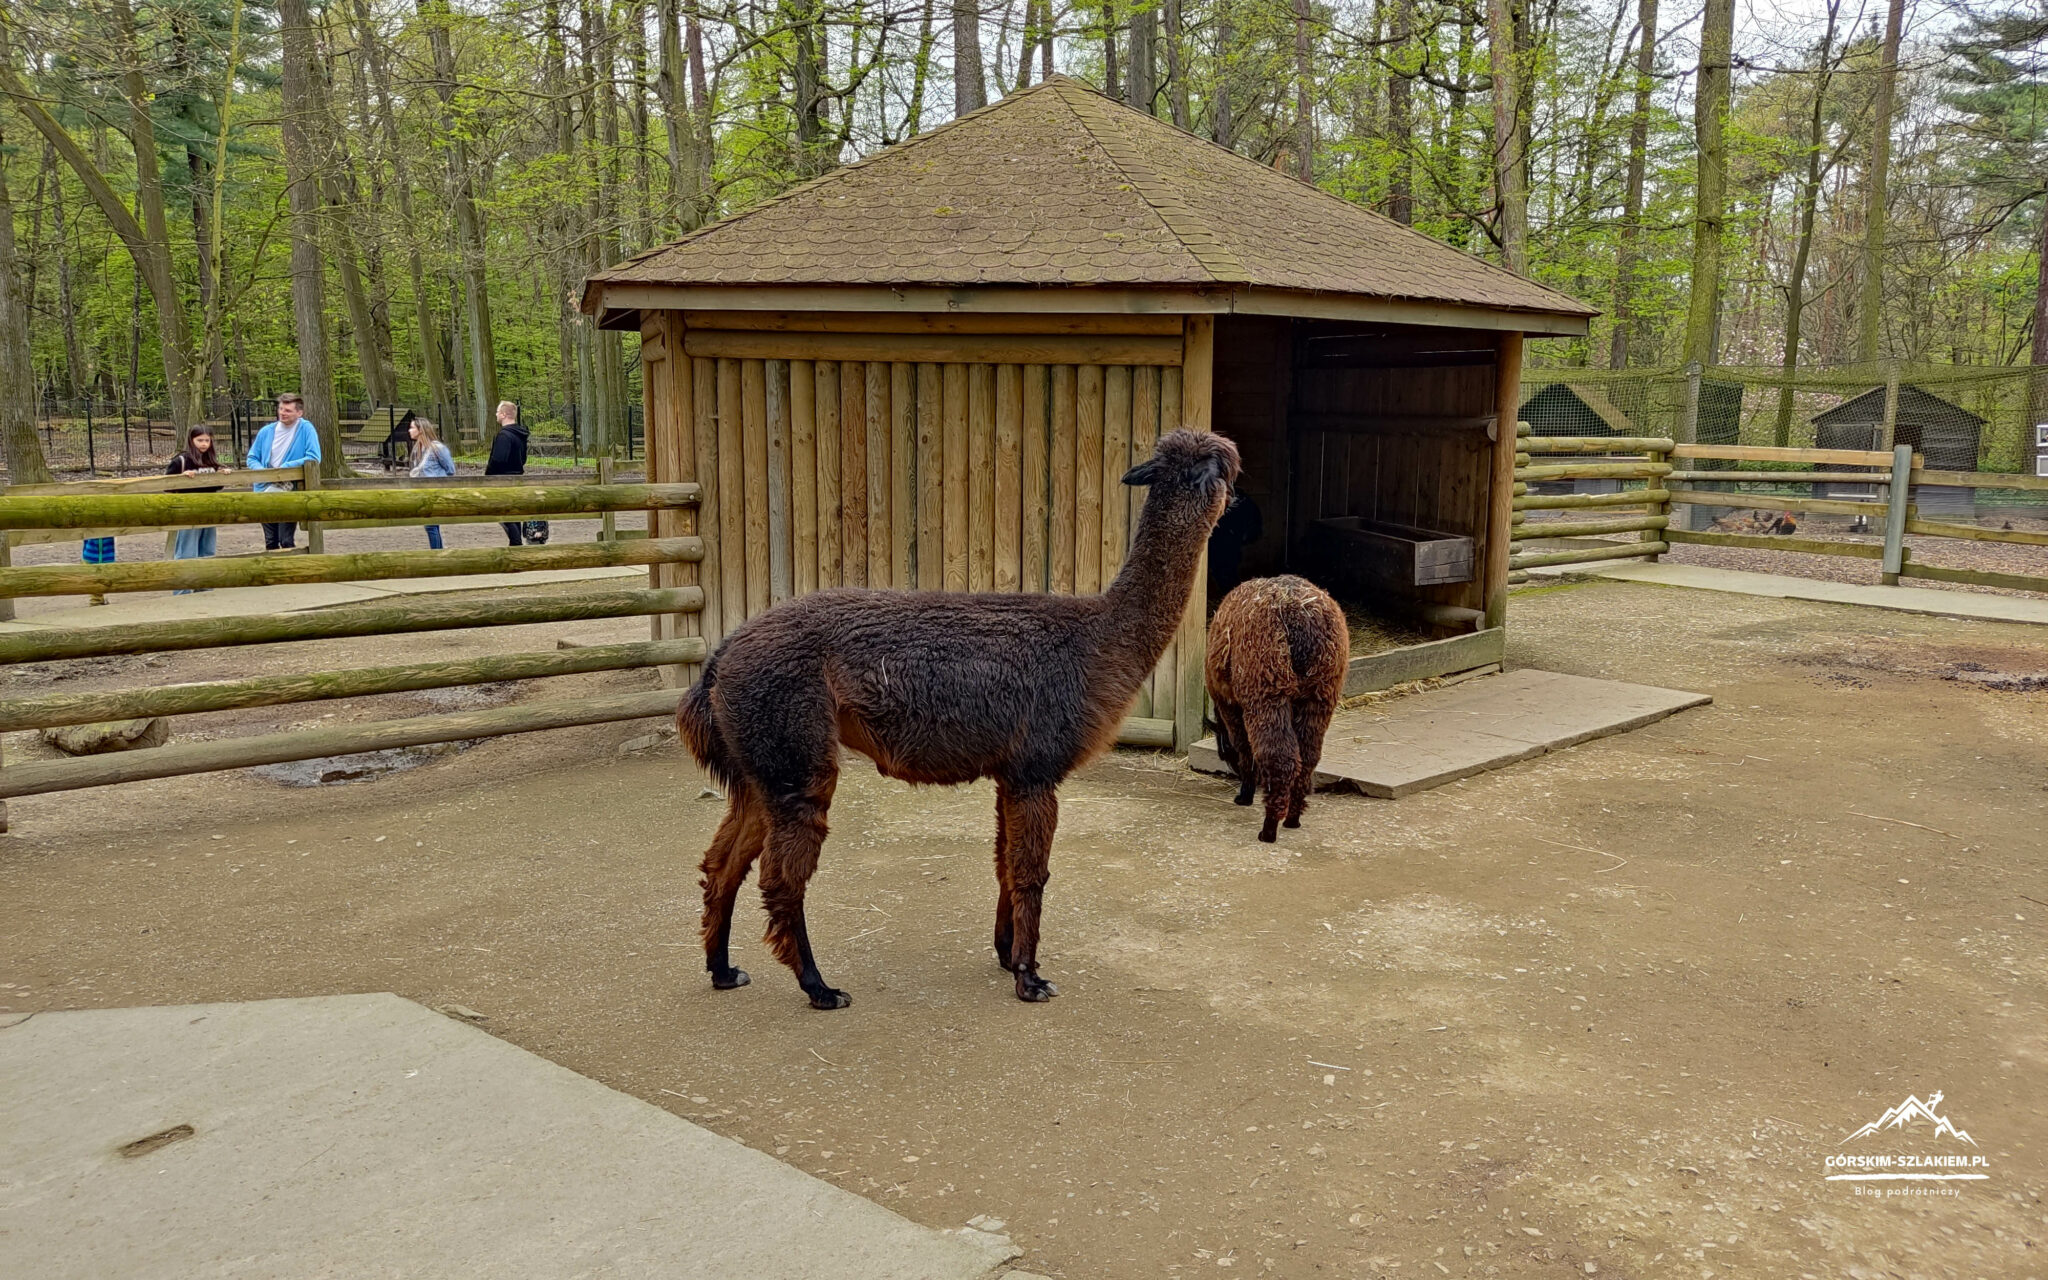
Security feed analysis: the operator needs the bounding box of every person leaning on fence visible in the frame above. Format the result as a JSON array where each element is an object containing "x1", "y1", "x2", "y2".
[
  {"x1": 485, "y1": 400, "x2": 532, "y2": 546},
  {"x1": 244, "y1": 393, "x2": 323, "y2": 550},
  {"x1": 408, "y1": 418, "x2": 456, "y2": 549},
  {"x1": 166, "y1": 425, "x2": 233, "y2": 594}
]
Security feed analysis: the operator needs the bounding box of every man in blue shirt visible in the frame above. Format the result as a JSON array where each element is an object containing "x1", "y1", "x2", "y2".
[{"x1": 243, "y1": 393, "x2": 323, "y2": 550}]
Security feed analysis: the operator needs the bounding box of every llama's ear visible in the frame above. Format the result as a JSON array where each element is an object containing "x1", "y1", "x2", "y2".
[
  {"x1": 1192, "y1": 457, "x2": 1226, "y2": 490},
  {"x1": 1121, "y1": 459, "x2": 1161, "y2": 486}
]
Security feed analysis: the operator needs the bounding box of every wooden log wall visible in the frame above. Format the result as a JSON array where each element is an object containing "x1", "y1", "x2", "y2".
[{"x1": 643, "y1": 313, "x2": 1203, "y2": 740}]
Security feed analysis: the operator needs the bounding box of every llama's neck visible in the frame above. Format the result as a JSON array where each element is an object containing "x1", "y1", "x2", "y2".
[{"x1": 1099, "y1": 489, "x2": 1208, "y2": 673}]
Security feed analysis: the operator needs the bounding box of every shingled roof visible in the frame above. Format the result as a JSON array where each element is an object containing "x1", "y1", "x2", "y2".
[{"x1": 583, "y1": 76, "x2": 1593, "y2": 322}]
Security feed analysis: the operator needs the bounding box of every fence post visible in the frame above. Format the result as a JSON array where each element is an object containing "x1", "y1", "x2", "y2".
[
  {"x1": 0, "y1": 536, "x2": 12, "y2": 624},
  {"x1": 1879, "y1": 361, "x2": 1902, "y2": 451},
  {"x1": 302, "y1": 461, "x2": 326, "y2": 555},
  {"x1": 597, "y1": 454, "x2": 616, "y2": 542},
  {"x1": 1642, "y1": 442, "x2": 1668, "y2": 562},
  {"x1": 1880, "y1": 442, "x2": 1913, "y2": 584}
]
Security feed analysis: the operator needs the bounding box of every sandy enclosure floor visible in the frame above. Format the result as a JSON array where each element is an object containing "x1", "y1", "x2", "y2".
[{"x1": 3, "y1": 582, "x2": 2044, "y2": 1278}]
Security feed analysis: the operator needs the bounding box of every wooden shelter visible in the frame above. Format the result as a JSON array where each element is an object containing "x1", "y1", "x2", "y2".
[{"x1": 582, "y1": 77, "x2": 1593, "y2": 750}]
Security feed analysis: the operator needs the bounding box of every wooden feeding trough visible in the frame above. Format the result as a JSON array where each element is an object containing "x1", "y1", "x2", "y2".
[
  {"x1": 1312, "y1": 517, "x2": 1474, "y2": 590},
  {"x1": 582, "y1": 77, "x2": 1593, "y2": 749}
]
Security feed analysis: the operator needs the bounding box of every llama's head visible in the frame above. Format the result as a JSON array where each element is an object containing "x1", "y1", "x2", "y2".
[{"x1": 1123, "y1": 429, "x2": 1241, "y2": 532}]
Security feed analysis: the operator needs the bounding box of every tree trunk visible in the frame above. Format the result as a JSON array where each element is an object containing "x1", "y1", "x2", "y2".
[
  {"x1": 1487, "y1": 0, "x2": 1528, "y2": 271},
  {"x1": 908, "y1": 0, "x2": 938, "y2": 135},
  {"x1": 1103, "y1": 0, "x2": 1121, "y2": 100},
  {"x1": 278, "y1": 0, "x2": 343, "y2": 467},
  {"x1": 953, "y1": 0, "x2": 987, "y2": 114},
  {"x1": 326, "y1": 7, "x2": 400, "y2": 403},
  {"x1": 420, "y1": 0, "x2": 500, "y2": 444},
  {"x1": 657, "y1": 0, "x2": 702, "y2": 230},
  {"x1": 1015, "y1": 0, "x2": 1032, "y2": 88},
  {"x1": 0, "y1": 124, "x2": 55, "y2": 484},
  {"x1": 687, "y1": 3, "x2": 713, "y2": 205},
  {"x1": 1774, "y1": 3, "x2": 1840, "y2": 445},
  {"x1": 2032, "y1": 195, "x2": 2048, "y2": 423},
  {"x1": 1213, "y1": 4, "x2": 1235, "y2": 146},
  {"x1": 1165, "y1": 0, "x2": 1189, "y2": 127},
  {"x1": 792, "y1": 0, "x2": 829, "y2": 175},
  {"x1": 1, "y1": 0, "x2": 199, "y2": 432},
  {"x1": 1386, "y1": 0, "x2": 1415, "y2": 223},
  {"x1": 49, "y1": 147, "x2": 86, "y2": 400},
  {"x1": 1855, "y1": 0, "x2": 1905, "y2": 364},
  {"x1": 187, "y1": 152, "x2": 232, "y2": 407},
  {"x1": 1292, "y1": 0, "x2": 1315, "y2": 179},
  {"x1": 1128, "y1": 2, "x2": 1157, "y2": 113},
  {"x1": 1608, "y1": 0, "x2": 1657, "y2": 367},
  {"x1": 1681, "y1": 0, "x2": 1734, "y2": 368},
  {"x1": 353, "y1": 0, "x2": 447, "y2": 411}
]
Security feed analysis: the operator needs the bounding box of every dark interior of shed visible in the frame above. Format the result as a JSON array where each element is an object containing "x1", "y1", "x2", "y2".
[{"x1": 1208, "y1": 315, "x2": 1503, "y2": 646}]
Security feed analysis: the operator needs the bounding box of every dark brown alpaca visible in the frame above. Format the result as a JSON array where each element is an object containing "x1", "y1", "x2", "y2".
[
  {"x1": 678, "y1": 429, "x2": 1241, "y2": 1008},
  {"x1": 1204, "y1": 575, "x2": 1349, "y2": 842}
]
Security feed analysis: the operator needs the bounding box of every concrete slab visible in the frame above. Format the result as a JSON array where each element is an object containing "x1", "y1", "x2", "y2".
[
  {"x1": 0, "y1": 994, "x2": 1021, "y2": 1280},
  {"x1": 1539, "y1": 561, "x2": 2048, "y2": 627},
  {"x1": 1190, "y1": 668, "x2": 1711, "y2": 798}
]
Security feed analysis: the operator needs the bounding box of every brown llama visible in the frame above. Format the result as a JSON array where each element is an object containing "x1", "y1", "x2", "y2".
[
  {"x1": 1204, "y1": 575, "x2": 1349, "y2": 842},
  {"x1": 677, "y1": 429, "x2": 1241, "y2": 1008}
]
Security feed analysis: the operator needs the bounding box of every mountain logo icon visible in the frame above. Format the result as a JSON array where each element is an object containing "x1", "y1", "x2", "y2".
[{"x1": 1840, "y1": 1091, "x2": 1977, "y2": 1146}]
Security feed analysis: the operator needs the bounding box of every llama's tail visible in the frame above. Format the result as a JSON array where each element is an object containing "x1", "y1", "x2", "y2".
[{"x1": 677, "y1": 657, "x2": 740, "y2": 790}]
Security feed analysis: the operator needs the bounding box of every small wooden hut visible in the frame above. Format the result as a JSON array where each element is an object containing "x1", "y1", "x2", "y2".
[
  {"x1": 582, "y1": 77, "x2": 1593, "y2": 750},
  {"x1": 1814, "y1": 385, "x2": 1987, "y2": 516}
]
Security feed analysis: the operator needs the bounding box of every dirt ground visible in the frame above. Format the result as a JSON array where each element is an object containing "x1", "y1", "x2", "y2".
[{"x1": 3, "y1": 581, "x2": 2045, "y2": 1279}]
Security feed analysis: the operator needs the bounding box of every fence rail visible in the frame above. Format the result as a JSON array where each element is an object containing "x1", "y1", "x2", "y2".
[
  {"x1": 1508, "y1": 426, "x2": 2048, "y2": 594},
  {"x1": 0, "y1": 476, "x2": 701, "y2": 825}
]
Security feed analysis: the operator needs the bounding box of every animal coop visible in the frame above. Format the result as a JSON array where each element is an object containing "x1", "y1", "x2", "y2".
[{"x1": 581, "y1": 77, "x2": 1592, "y2": 751}]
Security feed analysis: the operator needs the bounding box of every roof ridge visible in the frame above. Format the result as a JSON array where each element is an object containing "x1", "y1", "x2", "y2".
[
  {"x1": 602, "y1": 79, "x2": 1080, "y2": 276},
  {"x1": 1046, "y1": 80, "x2": 1250, "y2": 285}
]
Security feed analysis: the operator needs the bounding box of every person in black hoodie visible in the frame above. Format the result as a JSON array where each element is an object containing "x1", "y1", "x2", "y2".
[{"x1": 486, "y1": 400, "x2": 530, "y2": 545}]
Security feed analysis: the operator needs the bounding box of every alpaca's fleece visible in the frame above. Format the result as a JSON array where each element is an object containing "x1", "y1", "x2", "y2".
[
  {"x1": 678, "y1": 428, "x2": 1240, "y2": 1007},
  {"x1": 1205, "y1": 575, "x2": 1349, "y2": 842}
]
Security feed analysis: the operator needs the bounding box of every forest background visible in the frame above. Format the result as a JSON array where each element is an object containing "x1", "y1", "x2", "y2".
[{"x1": 2, "y1": 0, "x2": 2046, "y2": 480}]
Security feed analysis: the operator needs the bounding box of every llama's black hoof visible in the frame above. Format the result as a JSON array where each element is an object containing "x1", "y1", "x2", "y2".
[
  {"x1": 1233, "y1": 791, "x2": 1254, "y2": 807},
  {"x1": 1014, "y1": 972, "x2": 1058, "y2": 1002},
  {"x1": 711, "y1": 968, "x2": 750, "y2": 990},
  {"x1": 1282, "y1": 815, "x2": 1301, "y2": 829},
  {"x1": 806, "y1": 987, "x2": 853, "y2": 1010},
  {"x1": 1257, "y1": 827, "x2": 1278, "y2": 844}
]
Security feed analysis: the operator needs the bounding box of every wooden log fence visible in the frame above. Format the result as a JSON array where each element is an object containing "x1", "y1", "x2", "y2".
[
  {"x1": 0, "y1": 586, "x2": 703, "y2": 665},
  {"x1": 0, "y1": 478, "x2": 703, "y2": 821},
  {"x1": 1509, "y1": 423, "x2": 1670, "y2": 571},
  {"x1": 1510, "y1": 434, "x2": 2048, "y2": 594},
  {"x1": 0, "y1": 689, "x2": 685, "y2": 801}
]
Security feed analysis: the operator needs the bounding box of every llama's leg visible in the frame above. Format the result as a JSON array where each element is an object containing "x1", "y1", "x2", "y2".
[
  {"x1": 1242, "y1": 702, "x2": 1298, "y2": 843},
  {"x1": 1001, "y1": 787, "x2": 1060, "y2": 1002},
  {"x1": 992, "y1": 784, "x2": 1015, "y2": 969},
  {"x1": 758, "y1": 797, "x2": 850, "y2": 1010},
  {"x1": 1285, "y1": 699, "x2": 1335, "y2": 829},
  {"x1": 1217, "y1": 702, "x2": 1256, "y2": 806},
  {"x1": 699, "y1": 787, "x2": 767, "y2": 989}
]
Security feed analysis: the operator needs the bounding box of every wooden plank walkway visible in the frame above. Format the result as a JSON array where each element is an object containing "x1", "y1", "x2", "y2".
[{"x1": 1190, "y1": 668, "x2": 1711, "y2": 799}]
